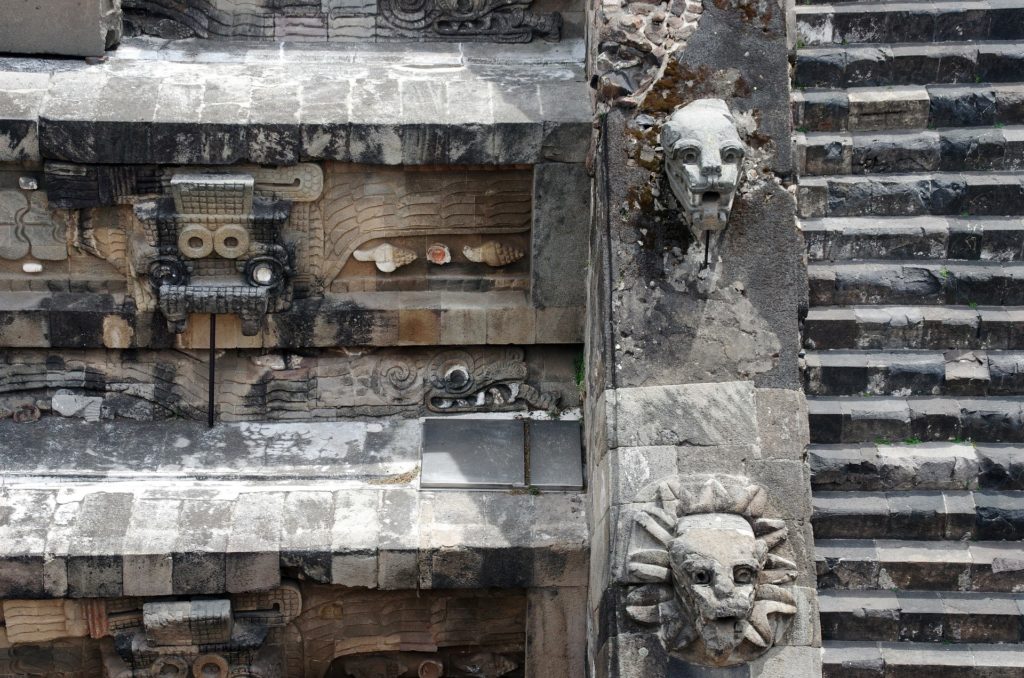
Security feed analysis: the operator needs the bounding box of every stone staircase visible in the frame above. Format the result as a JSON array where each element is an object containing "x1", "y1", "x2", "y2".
[{"x1": 793, "y1": 0, "x2": 1024, "y2": 675}]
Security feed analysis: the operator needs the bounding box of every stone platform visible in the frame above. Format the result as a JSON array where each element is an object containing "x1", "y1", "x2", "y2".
[
  {"x1": 0, "y1": 416, "x2": 586, "y2": 600},
  {"x1": 0, "y1": 37, "x2": 590, "y2": 166}
]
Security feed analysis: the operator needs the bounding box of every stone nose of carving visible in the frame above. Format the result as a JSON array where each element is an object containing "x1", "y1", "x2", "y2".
[
  {"x1": 700, "y1": 154, "x2": 722, "y2": 177},
  {"x1": 714, "y1": 575, "x2": 735, "y2": 596}
]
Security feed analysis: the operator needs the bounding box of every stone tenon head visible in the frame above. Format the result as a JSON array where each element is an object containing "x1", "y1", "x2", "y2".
[
  {"x1": 625, "y1": 475, "x2": 797, "y2": 667},
  {"x1": 661, "y1": 99, "x2": 745, "y2": 238}
]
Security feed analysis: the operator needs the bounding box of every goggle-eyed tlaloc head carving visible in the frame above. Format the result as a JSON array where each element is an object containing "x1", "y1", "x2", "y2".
[{"x1": 661, "y1": 99, "x2": 745, "y2": 238}]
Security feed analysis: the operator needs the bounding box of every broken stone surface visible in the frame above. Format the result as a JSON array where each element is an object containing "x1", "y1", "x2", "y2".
[
  {"x1": 49, "y1": 391, "x2": 103, "y2": 423},
  {"x1": 1, "y1": 0, "x2": 122, "y2": 57}
]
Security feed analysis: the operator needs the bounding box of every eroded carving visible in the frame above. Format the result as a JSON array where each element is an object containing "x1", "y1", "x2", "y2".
[
  {"x1": 336, "y1": 651, "x2": 520, "y2": 677},
  {"x1": 294, "y1": 586, "x2": 526, "y2": 677},
  {"x1": 133, "y1": 173, "x2": 295, "y2": 336},
  {"x1": 594, "y1": 0, "x2": 704, "y2": 105},
  {"x1": 625, "y1": 474, "x2": 797, "y2": 667},
  {"x1": 0, "y1": 189, "x2": 67, "y2": 261},
  {"x1": 0, "y1": 347, "x2": 569, "y2": 422},
  {"x1": 100, "y1": 584, "x2": 301, "y2": 678},
  {"x1": 661, "y1": 99, "x2": 745, "y2": 239},
  {"x1": 462, "y1": 241, "x2": 524, "y2": 267},
  {"x1": 321, "y1": 164, "x2": 531, "y2": 289},
  {"x1": 353, "y1": 242, "x2": 418, "y2": 273},
  {"x1": 379, "y1": 0, "x2": 561, "y2": 42}
]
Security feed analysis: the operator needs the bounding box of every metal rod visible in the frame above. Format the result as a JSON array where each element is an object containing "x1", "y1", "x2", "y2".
[{"x1": 208, "y1": 313, "x2": 216, "y2": 428}]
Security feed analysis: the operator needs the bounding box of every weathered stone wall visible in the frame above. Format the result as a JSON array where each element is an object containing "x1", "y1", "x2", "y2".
[{"x1": 585, "y1": 0, "x2": 819, "y2": 675}]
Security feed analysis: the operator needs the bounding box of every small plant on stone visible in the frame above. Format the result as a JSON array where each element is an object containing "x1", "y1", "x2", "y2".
[
  {"x1": 994, "y1": 122, "x2": 1005, "y2": 128},
  {"x1": 874, "y1": 436, "x2": 892, "y2": 445},
  {"x1": 968, "y1": 301, "x2": 978, "y2": 309},
  {"x1": 903, "y1": 436, "x2": 923, "y2": 445},
  {"x1": 528, "y1": 485, "x2": 541, "y2": 496},
  {"x1": 939, "y1": 267, "x2": 951, "y2": 280}
]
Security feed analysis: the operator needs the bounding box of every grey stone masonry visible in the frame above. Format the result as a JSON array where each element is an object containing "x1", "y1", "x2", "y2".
[
  {"x1": 0, "y1": 482, "x2": 586, "y2": 598},
  {"x1": 1, "y1": 0, "x2": 122, "y2": 58},
  {"x1": 794, "y1": 0, "x2": 1024, "y2": 671},
  {"x1": 585, "y1": 0, "x2": 818, "y2": 673},
  {"x1": 0, "y1": 417, "x2": 587, "y2": 598},
  {"x1": 0, "y1": 37, "x2": 590, "y2": 166}
]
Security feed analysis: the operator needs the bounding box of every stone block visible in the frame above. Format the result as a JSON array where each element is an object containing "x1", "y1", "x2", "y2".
[
  {"x1": 532, "y1": 163, "x2": 590, "y2": 309},
  {"x1": 438, "y1": 308, "x2": 487, "y2": 344},
  {"x1": 535, "y1": 306, "x2": 584, "y2": 343},
  {"x1": 331, "y1": 553, "x2": 377, "y2": 588},
  {"x1": 123, "y1": 554, "x2": 173, "y2": 598},
  {"x1": 526, "y1": 587, "x2": 587, "y2": 677},
  {"x1": 67, "y1": 555, "x2": 122, "y2": 598},
  {"x1": 0, "y1": 556, "x2": 45, "y2": 598},
  {"x1": 749, "y1": 645, "x2": 822, "y2": 678},
  {"x1": 171, "y1": 552, "x2": 225, "y2": 595},
  {"x1": 611, "y1": 381, "x2": 759, "y2": 448},
  {"x1": 486, "y1": 307, "x2": 536, "y2": 344},
  {"x1": 0, "y1": 0, "x2": 121, "y2": 57},
  {"x1": 226, "y1": 552, "x2": 280, "y2": 593},
  {"x1": 755, "y1": 388, "x2": 810, "y2": 460}
]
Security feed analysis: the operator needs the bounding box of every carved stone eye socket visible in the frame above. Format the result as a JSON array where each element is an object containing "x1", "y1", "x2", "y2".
[
  {"x1": 692, "y1": 569, "x2": 713, "y2": 585},
  {"x1": 679, "y1": 147, "x2": 700, "y2": 164},
  {"x1": 721, "y1": 146, "x2": 743, "y2": 164},
  {"x1": 734, "y1": 566, "x2": 755, "y2": 585}
]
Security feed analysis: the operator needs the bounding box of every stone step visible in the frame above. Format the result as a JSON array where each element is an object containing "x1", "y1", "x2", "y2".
[
  {"x1": 810, "y1": 441, "x2": 1024, "y2": 491},
  {"x1": 792, "y1": 84, "x2": 1024, "y2": 132},
  {"x1": 795, "y1": 43, "x2": 1024, "y2": 90},
  {"x1": 808, "y1": 262, "x2": 1024, "y2": 306},
  {"x1": 812, "y1": 489, "x2": 1024, "y2": 540},
  {"x1": 819, "y1": 590, "x2": 1024, "y2": 643},
  {"x1": 796, "y1": 2, "x2": 1024, "y2": 48},
  {"x1": 802, "y1": 217, "x2": 1024, "y2": 262},
  {"x1": 797, "y1": 173, "x2": 1024, "y2": 219},
  {"x1": 803, "y1": 350, "x2": 1024, "y2": 397},
  {"x1": 803, "y1": 306, "x2": 1024, "y2": 351},
  {"x1": 808, "y1": 395, "x2": 1024, "y2": 444},
  {"x1": 816, "y1": 539, "x2": 1024, "y2": 592},
  {"x1": 823, "y1": 640, "x2": 1024, "y2": 677},
  {"x1": 796, "y1": 127, "x2": 1024, "y2": 176}
]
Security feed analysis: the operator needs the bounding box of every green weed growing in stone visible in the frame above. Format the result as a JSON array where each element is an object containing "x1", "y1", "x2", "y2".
[
  {"x1": 939, "y1": 268, "x2": 951, "y2": 280},
  {"x1": 969, "y1": 301, "x2": 978, "y2": 309},
  {"x1": 874, "y1": 436, "x2": 892, "y2": 445},
  {"x1": 903, "y1": 436, "x2": 923, "y2": 445}
]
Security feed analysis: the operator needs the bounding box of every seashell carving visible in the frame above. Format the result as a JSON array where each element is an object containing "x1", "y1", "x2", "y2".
[
  {"x1": 462, "y1": 241, "x2": 525, "y2": 267},
  {"x1": 426, "y1": 243, "x2": 451, "y2": 265},
  {"x1": 353, "y1": 242, "x2": 417, "y2": 273}
]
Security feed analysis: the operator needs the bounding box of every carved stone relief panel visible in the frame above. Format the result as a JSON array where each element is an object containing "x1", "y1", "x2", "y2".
[
  {"x1": 0, "y1": 346, "x2": 571, "y2": 421},
  {"x1": 132, "y1": 173, "x2": 296, "y2": 336},
  {"x1": 292, "y1": 586, "x2": 526, "y2": 678},
  {"x1": 121, "y1": 0, "x2": 562, "y2": 43},
  {"x1": 321, "y1": 164, "x2": 532, "y2": 294},
  {"x1": 624, "y1": 474, "x2": 797, "y2": 667},
  {"x1": 0, "y1": 585, "x2": 302, "y2": 678}
]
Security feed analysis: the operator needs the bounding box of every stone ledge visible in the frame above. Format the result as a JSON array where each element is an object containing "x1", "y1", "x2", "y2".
[
  {"x1": 0, "y1": 483, "x2": 588, "y2": 598},
  {"x1": 0, "y1": 39, "x2": 591, "y2": 166}
]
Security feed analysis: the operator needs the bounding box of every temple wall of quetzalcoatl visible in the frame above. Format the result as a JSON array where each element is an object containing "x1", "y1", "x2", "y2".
[
  {"x1": 0, "y1": 2, "x2": 593, "y2": 677},
  {"x1": 584, "y1": 0, "x2": 821, "y2": 676}
]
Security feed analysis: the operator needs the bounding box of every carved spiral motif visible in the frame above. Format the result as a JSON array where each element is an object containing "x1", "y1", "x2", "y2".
[
  {"x1": 373, "y1": 356, "x2": 421, "y2": 402},
  {"x1": 379, "y1": 0, "x2": 439, "y2": 30}
]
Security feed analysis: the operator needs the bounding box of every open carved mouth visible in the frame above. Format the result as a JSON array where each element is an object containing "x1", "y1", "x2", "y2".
[{"x1": 429, "y1": 382, "x2": 521, "y2": 412}]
